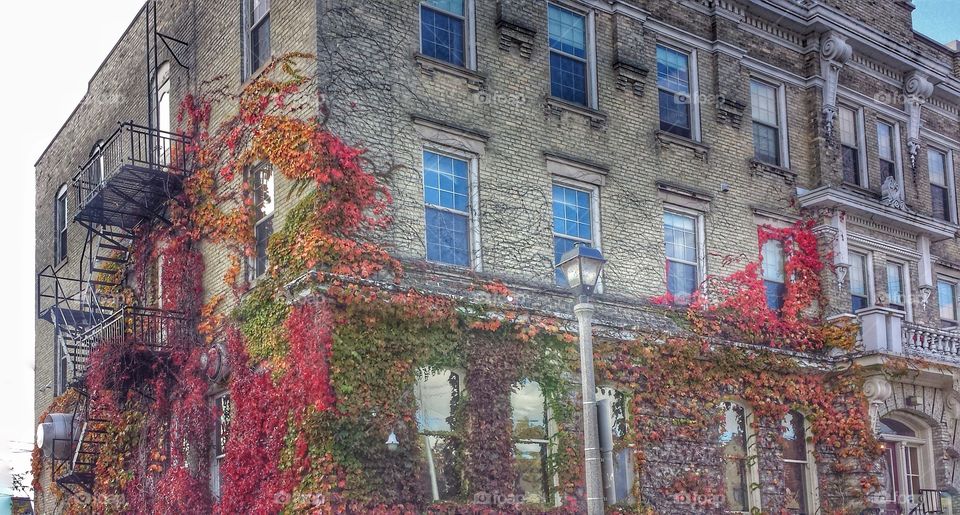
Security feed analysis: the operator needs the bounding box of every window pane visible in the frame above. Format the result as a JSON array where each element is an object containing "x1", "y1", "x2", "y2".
[
  {"x1": 656, "y1": 46, "x2": 690, "y2": 93},
  {"x1": 842, "y1": 146, "x2": 860, "y2": 184},
  {"x1": 880, "y1": 160, "x2": 896, "y2": 182},
  {"x1": 663, "y1": 212, "x2": 696, "y2": 262},
  {"x1": 415, "y1": 370, "x2": 460, "y2": 432},
  {"x1": 421, "y1": 4, "x2": 465, "y2": 66},
  {"x1": 255, "y1": 216, "x2": 273, "y2": 277},
  {"x1": 939, "y1": 280, "x2": 956, "y2": 320},
  {"x1": 552, "y1": 185, "x2": 591, "y2": 241},
  {"x1": 548, "y1": 5, "x2": 585, "y2": 58},
  {"x1": 887, "y1": 263, "x2": 904, "y2": 308},
  {"x1": 424, "y1": 151, "x2": 469, "y2": 213},
  {"x1": 878, "y1": 417, "x2": 916, "y2": 438},
  {"x1": 849, "y1": 252, "x2": 867, "y2": 296},
  {"x1": 765, "y1": 280, "x2": 785, "y2": 312},
  {"x1": 781, "y1": 411, "x2": 806, "y2": 461},
  {"x1": 905, "y1": 446, "x2": 921, "y2": 497},
  {"x1": 839, "y1": 107, "x2": 857, "y2": 147},
  {"x1": 929, "y1": 149, "x2": 946, "y2": 185},
  {"x1": 252, "y1": 166, "x2": 274, "y2": 220},
  {"x1": 719, "y1": 402, "x2": 748, "y2": 512},
  {"x1": 550, "y1": 53, "x2": 587, "y2": 105},
  {"x1": 420, "y1": 435, "x2": 462, "y2": 501},
  {"x1": 761, "y1": 240, "x2": 785, "y2": 282},
  {"x1": 750, "y1": 81, "x2": 778, "y2": 126},
  {"x1": 877, "y1": 122, "x2": 893, "y2": 160},
  {"x1": 511, "y1": 381, "x2": 547, "y2": 441},
  {"x1": 658, "y1": 89, "x2": 691, "y2": 138},
  {"x1": 514, "y1": 442, "x2": 548, "y2": 503},
  {"x1": 426, "y1": 209, "x2": 470, "y2": 266},
  {"x1": 932, "y1": 184, "x2": 950, "y2": 221},
  {"x1": 667, "y1": 261, "x2": 697, "y2": 298},
  {"x1": 753, "y1": 122, "x2": 779, "y2": 165},
  {"x1": 251, "y1": 0, "x2": 270, "y2": 23},
  {"x1": 783, "y1": 462, "x2": 808, "y2": 514},
  {"x1": 250, "y1": 15, "x2": 270, "y2": 71}
]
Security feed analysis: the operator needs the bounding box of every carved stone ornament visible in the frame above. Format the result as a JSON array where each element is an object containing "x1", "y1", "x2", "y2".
[
  {"x1": 863, "y1": 376, "x2": 893, "y2": 434},
  {"x1": 904, "y1": 71, "x2": 935, "y2": 172},
  {"x1": 881, "y1": 175, "x2": 907, "y2": 210},
  {"x1": 819, "y1": 31, "x2": 853, "y2": 138},
  {"x1": 200, "y1": 342, "x2": 230, "y2": 383}
]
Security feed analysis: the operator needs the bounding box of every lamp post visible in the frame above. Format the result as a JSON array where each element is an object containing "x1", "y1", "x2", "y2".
[{"x1": 556, "y1": 244, "x2": 607, "y2": 515}]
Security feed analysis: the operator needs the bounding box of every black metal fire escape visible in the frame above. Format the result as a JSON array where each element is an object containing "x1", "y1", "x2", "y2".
[{"x1": 35, "y1": 1, "x2": 191, "y2": 495}]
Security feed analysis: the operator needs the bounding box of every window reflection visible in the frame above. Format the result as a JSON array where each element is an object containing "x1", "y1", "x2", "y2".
[
  {"x1": 415, "y1": 369, "x2": 463, "y2": 501},
  {"x1": 512, "y1": 380, "x2": 549, "y2": 504}
]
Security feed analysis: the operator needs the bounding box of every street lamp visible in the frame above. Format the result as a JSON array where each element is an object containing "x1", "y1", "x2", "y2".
[{"x1": 556, "y1": 244, "x2": 606, "y2": 515}]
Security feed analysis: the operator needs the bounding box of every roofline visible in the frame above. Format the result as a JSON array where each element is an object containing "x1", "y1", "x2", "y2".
[
  {"x1": 913, "y1": 30, "x2": 959, "y2": 56},
  {"x1": 34, "y1": 2, "x2": 148, "y2": 168}
]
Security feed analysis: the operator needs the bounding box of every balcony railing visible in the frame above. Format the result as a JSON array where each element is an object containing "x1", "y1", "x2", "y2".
[
  {"x1": 72, "y1": 122, "x2": 191, "y2": 228},
  {"x1": 858, "y1": 307, "x2": 960, "y2": 364},
  {"x1": 79, "y1": 305, "x2": 193, "y2": 355}
]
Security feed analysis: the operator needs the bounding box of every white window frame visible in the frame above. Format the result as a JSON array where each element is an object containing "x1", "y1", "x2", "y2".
[
  {"x1": 156, "y1": 61, "x2": 171, "y2": 134},
  {"x1": 655, "y1": 40, "x2": 702, "y2": 142},
  {"x1": 421, "y1": 144, "x2": 482, "y2": 271},
  {"x1": 54, "y1": 184, "x2": 68, "y2": 264},
  {"x1": 546, "y1": 1, "x2": 598, "y2": 110},
  {"x1": 749, "y1": 76, "x2": 790, "y2": 169},
  {"x1": 876, "y1": 119, "x2": 904, "y2": 191},
  {"x1": 210, "y1": 391, "x2": 232, "y2": 498},
  {"x1": 418, "y1": 0, "x2": 477, "y2": 70},
  {"x1": 838, "y1": 103, "x2": 868, "y2": 187},
  {"x1": 662, "y1": 205, "x2": 705, "y2": 300},
  {"x1": 552, "y1": 177, "x2": 602, "y2": 290},
  {"x1": 885, "y1": 259, "x2": 912, "y2": 321},
  {"x1": 848, "y1": 249, "x2": 874, "y2": 313},
  {"x1": 781, "y1": 411, "x2": 819, "y2": 515},
  {"x1": 248, "y1": 163, "x2": 274, "y2": 280},
  {"x1": 936, "y1": 275, "x2": 959, "y2": 327},
  {"x1": 927, "y1": 146, "x2": 957, "y2": 223},
  {"x1": 242, "y1": 0, "x2": 271, "y2": 78}
]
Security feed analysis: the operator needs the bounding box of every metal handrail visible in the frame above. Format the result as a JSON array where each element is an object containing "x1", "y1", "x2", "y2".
[{"x1": 71, "y1": 122, "x2": 191, "y2": 214}]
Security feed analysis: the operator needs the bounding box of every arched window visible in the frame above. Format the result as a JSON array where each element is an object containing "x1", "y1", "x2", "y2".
[
  {"x1": 511, "y1": 380, "x2": 549, "y2": 504},
  {"x1": 878, "y1": 414, "x2": 936, "y2": 513},
  {"x1": 719, "y1": 401, "x2": 759, "y2": 513},
  {"x1": 781, "y1": 410, "x2": 817, "y2": 514},
  {"x1": 157, "y1": 61, "x2": 171, "y2": 133},
  {"x1": 414, "y1": 368, "x2": 463, "y2": 501},
  {"x1": 88, "y1": 141, "x2": 105, "y2": 187}
]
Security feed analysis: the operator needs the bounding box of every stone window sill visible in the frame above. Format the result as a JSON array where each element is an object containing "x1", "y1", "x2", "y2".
[
  {"x1": 749, "y1": 159, "x2": 797, "y2": 185},
  {"x1": 544, "y1": 96, "x2": 607, "y2": 129},
  {"x1": 414, "y1": 53, "x2": 485, "y2": 92},
  {"x1": 654, "y1": 130, "x2": 710, "y2": 161}
]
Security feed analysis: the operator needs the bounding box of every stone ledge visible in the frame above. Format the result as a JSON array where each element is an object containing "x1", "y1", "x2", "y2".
[
  {"x1": 544, "y1": 96, "x2": 608, "y2": 130},
  {"x1": 749, "y1": 159, "x2": 797, "y2": 185},
  {"x1": 414, "y1": 53, "x2": 486, "y2": 92},
  {"x1": 654, "y1": 130, "x2": 710, "y2": 161}
]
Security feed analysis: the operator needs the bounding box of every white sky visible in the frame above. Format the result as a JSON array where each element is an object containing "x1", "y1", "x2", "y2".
[{"x1": 0, "y1": 1, "x2": 144, "y2": 494}]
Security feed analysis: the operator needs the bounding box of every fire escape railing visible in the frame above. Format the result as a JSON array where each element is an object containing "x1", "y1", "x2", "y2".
[
  {"x1": 72, "y1": 122, "x2": 191, "y2": 219},
  {"x1": 79, "y1": 305, "x2": 193, "y2": 353}
]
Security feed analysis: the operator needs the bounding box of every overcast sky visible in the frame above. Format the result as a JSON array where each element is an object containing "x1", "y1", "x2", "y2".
[{"x1": 0, "y1": 0, "x2": 955, "y2": 499}]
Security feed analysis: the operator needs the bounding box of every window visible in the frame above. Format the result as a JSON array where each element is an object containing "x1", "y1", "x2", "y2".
[
  {"x1": 54, "y1": 185, "x2": 68, "y2": 263},
  {"x1": 887, "y1": 262, "x2": 906, "y2": 311},
  {"x1": 878, "y1": 415, "x2": 934, "y2": 514},
  {"x1": 423, "y1": 150, "x2": 472, "y2": 267},
  {"x1": 243, "y1": 0, "x2": 270, "y2": 77},
  {"x1": 420, "y1": 0, "x2": 468, "y2": 67},
  {"x1": 663, "y1": 211, "x2": 699, "y2": 300},
  {"x1": 750, "y1": 80, "x2": 781, "y2": 166},
  {"x1": 719, "y1": 401, "x2": 753, "y2": 513},
  {"x1": 849, "y1": 251, "x2": 870, "y2": 312},
  {"x1": 838, "y1": 106, "x2": 862, "y2": 186},
  {"x1": 657, "y1": 45, "x2": 693, "y2": 139},
  {"x1": 781, "y1": 411, "x2": 815, "y2": 514},
  {"x1": 211, "y1": 393, "x2": 232, "y2": 497},
  {"x1": 548, "y1": 4, "x2": 590, "y2": 106},
  {"x1": 928, "y1": 148, "x2": 952, "y2": 222},
  {"x1": 249, "y1": 164, "x2": 274, "y2": 279},
  {"x1": 87, "y1": 141, "x2": 105, "y2": 187},
  {"x1": 597, "y1": 387, "x2": 633, "y2": 505},
  {"x1": 553, "y1": 183, "x2": 596, "y2": 285},
  {"x1": 761, "y1": 239, "x2": 785, "y2": 312},
  {"x1": 54, "y1": 328, "x2": 68, "y2": 396},
  {"x1": 511, "y1": 380, "x2": 549, "y2": 504},
  {"x1": 938, "y1": 279, "x2": 957, "y2": 327},
  {"x1": 415, "y1": 369, "x2": 463, "y2": 501},
  {"x1": 877, "y1": 121, "x2": 897, "y2": 184},
  {"x1": 157, "y1": 62, "x2": 171, "y2": 134}
]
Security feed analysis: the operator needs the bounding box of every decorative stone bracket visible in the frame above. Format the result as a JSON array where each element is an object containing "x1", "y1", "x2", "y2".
[
  {"x1": 654, "y1": 130, "x2": 709, "y2": 161},
  {"x1": 813, "y1": 209, "x2": 849, "y2": 291},
  {"x1": 717, "y1": 97, "x2": 747, "y2": 129},
  {"x1": 904, "y1": 71, "x2": 934, "y2": 173},
  {"x1": 496, "y1": 18, "x2": 536, "y2": 59},
  {"x1": 918, "y1": 234, "x2": 934, "y2": 308},
  {"x1": 881, "y1": 175, "x2": 907, "y2": 210},
  {"x1": 863, "y1": 376, "x2": 893, "y2": 435},
  {"x1": 613, "y1": 61, "x2": 648, "y2": 96},
  {"x1": 819, "y1": 31, "x2": 853, "y2": 139}
]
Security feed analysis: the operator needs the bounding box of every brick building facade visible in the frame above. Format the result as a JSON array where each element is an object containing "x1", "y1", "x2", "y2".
[{"x1": 32, "y1": 0, "x2": 960, "y2": 513}]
